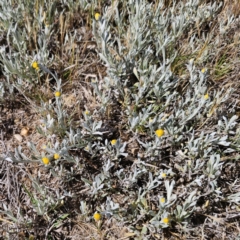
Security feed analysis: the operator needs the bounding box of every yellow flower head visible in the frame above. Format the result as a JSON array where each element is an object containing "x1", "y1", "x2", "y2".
[
  {"x1": 160, "y1": 197, "x2": 165, "y2": 203},
  {"x1": 162, "y1": 217, "x2": 169, "y2": 224},
  {"x1": 55, "y1": 91, "x2": 61, "y2": 97},
  {"x1": 161, "y1": 172, "x2": 167, "y2": 178},
  {"x1": 204, "y1": 93, "x2": 209, "y2": 100},
  {"x1": 93, "y1": 212, "x2": 101, "y2": 221},
  {"x1": 201, "y1": 68, "x2": 207, "y2": 73},
  {"x1": 53, "y1": 153, "x2": 60, "y2": 160},
  {"x1": 42, "y1": 157, "x2": 50, "y2": 165},
  {"x1": 32, "y1": 61, "x2": 39, "y2": 70},
  {"x1": 111, "y1": 139, "x2": 117, "y2": 145},
  {"x1": 155, "y1": 129, "x2": 164, "y2": 138},
  {"x1": 85, "y1": 110, "x2": 90, "y2": 115},
  {"x1": 95, "y1": 13, "x2": 101, "y2": 21}
]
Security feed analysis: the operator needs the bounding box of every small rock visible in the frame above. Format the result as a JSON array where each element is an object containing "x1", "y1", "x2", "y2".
[{"x1": 14, "y1": 134, "x2": 23, "y2": 142}]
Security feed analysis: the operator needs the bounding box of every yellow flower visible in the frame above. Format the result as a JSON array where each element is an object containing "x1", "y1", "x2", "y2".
[
  {"x1": 161, "y1": 172, "x2": 167, "y2": 178},
  {"x1": 93, "y1": 212, "x2": 101, "y2": 221},
  {"x1": 201, "y1": 68, "x2": 207, "y2": 73},
  {"x1": 111, "y1": 139, "x2": 117, "y2": 145},
  {"x1": 32, "y1": 61, "x2": 39, "y2": 70},
  {"x1": 42, "y1": 157, "x2": 50, "y2": 165},
  {"x1": 160, "y1": 197, "x2": 165, "y2": 203},
  {"x1": 95, "y1": 13, "x2": 101, "y2": 21},
  {"x1": 85, "y1": 110, "x2": 90, "y2": 115},
  {"x1": 204, "y1": 93, "x2": 209, "y2": 100},
  {"x1": 53, "y1": 153, "x2": 60, "y2": 160},
  {"x1": 55, "y1": 91, "x2": 61, "y2": 97},
  {"x1": 162, "y1": 217, "x2": 169, "y2": 224},
  {"x1": 155, "y1": 129, "x2": 164, "y2": 138}
]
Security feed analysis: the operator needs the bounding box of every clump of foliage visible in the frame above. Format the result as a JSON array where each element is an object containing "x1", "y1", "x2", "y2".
[{"x1": 0, "y1": 0, "x2": 240, "y2": 239}]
